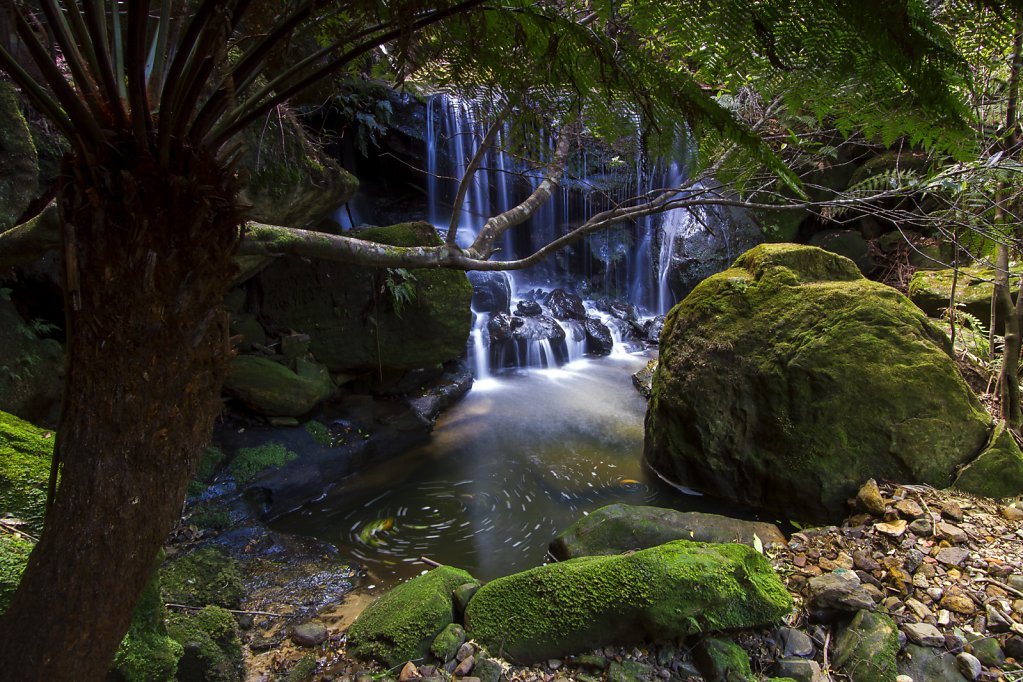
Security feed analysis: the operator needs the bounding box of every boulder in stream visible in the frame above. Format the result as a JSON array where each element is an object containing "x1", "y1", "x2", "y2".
[
  {"x1": 645, "y1": 243, "x2": 1014, "y2": 521},
  {"x1": 463, "y1": 540, "x2": 792, "y2": 663},
  {"x1": 549, "y1": 504, "x2": 786, "y2": 560},
  {"x1": 223, "y1": 355, "x2": 334, "y2": 418}
]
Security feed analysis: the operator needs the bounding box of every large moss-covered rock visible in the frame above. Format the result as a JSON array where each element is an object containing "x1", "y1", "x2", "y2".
[
  {"x1": 464, "y1": 540, "x2": 792, "y2": 663},
  {"x1": 645, "y1": 244, "x2": 995, "y2": 520},
  {"x1": 0, "y1": 81, "x2": 39, "y2": 230},
  {"x1": 0, "y1": 410, "x2": 54, "y2": 536},
  {"x1": 347, "y1": 565, "x2": 478, "y2": 668},
  {"x1": 0, "y1": 533, "x2": 32, "y2": 614},
  {"x1": 908, "y1": 265, "x2": 1019, "y2": 327},
  {"x1": 253, "y1": 222, "x2": 472, "y2": 372},
  {"x1": 550, "y1": 504, "x2": 786, "y2": 560},
  {"x1": 0, "y1": 296, "x2": 63, "y2": 423},
  {"x1": 166, "y1": 605, "x2": 243, "y2": 682},
  {"x1": 223, "y1": 355, "x2": 334, "y2": 418},
  {"x1": 953, "y1": 420, "x2": 1023, "y2": 499},
  {"x1": 833, "y1": 609, "x2": 899, "y2": 682},
  {"x1": 160, "y1": 547, "x2": 245, "y2": 610}
]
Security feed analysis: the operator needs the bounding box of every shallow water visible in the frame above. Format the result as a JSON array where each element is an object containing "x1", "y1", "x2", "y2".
[{"x1": 273, "y1": 352, "x2": 745, "y2": 586}]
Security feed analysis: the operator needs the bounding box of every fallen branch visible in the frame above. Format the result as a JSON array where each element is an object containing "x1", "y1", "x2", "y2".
[{"x1": 164, "y1": 603, "x2": 286, "y2": 618}]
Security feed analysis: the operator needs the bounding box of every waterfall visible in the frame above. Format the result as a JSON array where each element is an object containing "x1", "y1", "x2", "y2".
[
  {"x1": 556, "y1": 319, "x2": 586, "y2": 363},
  {"x1": 470, "y1": 312, "x2": 491, "y2": 380}
]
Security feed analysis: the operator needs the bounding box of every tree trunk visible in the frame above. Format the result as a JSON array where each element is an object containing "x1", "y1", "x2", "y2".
[{"x1": 0, "y1": 140, "x2": 240, "y2": 680}]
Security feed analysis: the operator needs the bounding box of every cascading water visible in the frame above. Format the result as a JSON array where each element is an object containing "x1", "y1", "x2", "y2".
[{"x1": 470, "y1": 312, "x2": 492, "y2": 381}]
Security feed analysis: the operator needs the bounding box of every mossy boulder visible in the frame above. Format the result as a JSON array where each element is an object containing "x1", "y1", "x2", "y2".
[
  {"x1": 347, "y1": 565, "x2": 478, "y2": 668},
  {"x1": 0, "y1": 533, "x2": 32, "y2": 614},
  {"x1": 0, "y1": 81, "x2": 39, "y2": 229},
  {"x1": 693, "y1": 637, "x2": 755, "y2": 682},
  {"x1": 645, "y1": 244, "x2": 995, "y2": 520},
  {"x1": 833, "y1": 610, "x2": 899, "y2": 682},
  {"x1": 111, "y1": 559, "x2": 183, "y2": 682},
  {"x1": 0, "y1": 296, "x2": 64, "y2": 423},
  {"x1": 160, "y1": 547, "x2": 245, "y2": 610},
  {"x1": 908, "y1": 265, "x2": 1020, "y2": 327},
  {"x1": 252, "y1": 222, "x2": 472, "y2": 372},
  {"x1": 0, "y1": 410, "x2": 54, "y2": 536},
  {"x1": 550, "y1": 504, "x2": 786, "y2": 560},
  {"x1": 463, "y1": 540, "x2": 792, "y2": 663},
  {"x1": 953, "y1": 420, "x2": 1023, "y2": 499},
  {"x1": 223, "y1": 355, "x2": 334, "y2": 418},
  {"x1": 229, "y1": 441, "x2": 298, "y2": 485},
  {"x1": 166, "y1": 605, "x2": 243, "y2": 682}
]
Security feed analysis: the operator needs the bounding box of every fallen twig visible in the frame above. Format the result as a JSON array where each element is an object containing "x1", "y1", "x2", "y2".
[{"x1": 164, "y1": 603, "x2": 286, "y2": 618}]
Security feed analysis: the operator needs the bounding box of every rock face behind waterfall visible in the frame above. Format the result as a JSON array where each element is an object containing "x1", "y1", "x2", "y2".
[{"x1": 644, "y1": 243, "x2": 1021, "y2": 521}]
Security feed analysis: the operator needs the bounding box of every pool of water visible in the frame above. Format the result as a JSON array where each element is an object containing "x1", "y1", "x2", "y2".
[{"x1": 273, "y1": 351, "x2": 746, "y2": 586}]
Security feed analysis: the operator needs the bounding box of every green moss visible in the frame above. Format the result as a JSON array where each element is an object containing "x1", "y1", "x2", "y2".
[
  {"x1": 188, "y1": 446, "x2": 227, "y2": 496},
  {"x1": 430, "y1": 622, "x2": 466, "y2": 662},
  {"x1": 347, "y1": 565, "x2": 478, "y2": 668},
  {"x1": 646, "y1": 243, "x2": 993, "y2": 520},
  {"x1": 111, "y1": 558, "x2": 183, "y2": 682},
  {"x1": 160, "y1": 546, "x2": 245, "y2": 609},
  {"x1": 304, "y1": 420, "x2": 331, "y2": 447},
  {"x1": 0, "y1": 533, "x2": 32, "y2": 614},
  {"x1": 167, "y1": 605, "x2": 243, "y2": 682},
  {"x1": 954, "y1": 420, "x2": 1023, "y2": 499},
  {"x1": 464, "y1": 540, "x2": 792, "y2": 663},
  {"x1": 230, "y1": 441, "x2": 298, "y2": 485},
  {"x1": 284, "y1": 654, "x2": 318, "y2": 681},
  {"x1": 189, "y1": 504, "x2": 232, "y2": 531},
  {"x1": 694, "y1": 637, "x2": 754, "y2": 682},
  {"x1": 908, "y1": 265, "x2": 1021, "y2": 326},
  {"x1": 832, "y1": 609, "x2": 899, "y2": 682},
  {"x1": 224, "y1": 356, "x2": 334, "y2": 418},
  {"x1": 0, "y1": 410, "x2": 54, "y2": 536}
]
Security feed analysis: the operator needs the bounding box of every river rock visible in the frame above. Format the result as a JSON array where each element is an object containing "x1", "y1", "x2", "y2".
[
  {"x1": 584, "y1": 317, "x2": 614, "y2": 356},
  {"x1": 252, "y1": 222, "x2": 472, "y2": 372},
  {"x1": 516, "y1": 300, "x2": 543, "y2": 317},
  {"x1": 645, "y1": 243, "x2": 1004, "y2": 521},
  {"x1": 464, "y1": 540, "x2": 792, "y2": 663},
  {"x1": 467, "y1": 271, "x2": 512, "y2": 315},
  {"x1": 904, "y1": 622, "x2": 945, "y2": 647},
  {"x1": 833, "y1": 609, "x2": 899, "y2": 681},
  {"x1": 632, "y1": 359, "x2": 657, "y2": 399},
  {"x1": 693, "y1": 637, "x2": 752, "y2": 682},
  {"x1": 430, "y1": 623, "x2": 465, "y2": 663},
  {"x1": 956, "y1": 652, "x2": 982, "y2": 681},
  {"x1": 596, "y1": 298, "x2": 639, "y2": 322},
  {"x1": 544, "y1": 289, "x2": 586, "y2": 320},
  {"x1": 347, "y1": 565, "x2": 479, "y2": 667},
  {"x1": 778, "y1": 627, "x2": 816, "y2": 658},
  {"x1": 953, "y1": 420, "x2": 1023, "y2": 499},
  {"x1": 806, "y1": 571, "x2": 876, "y2": 621},
  {"x1": 488, "y1": 313, "x2": 568, "y2": 368},
  {"x1": 899, "y1": 643, "x2": 969, "y2": 682},
  {"x1": 548, "y1": 503, "x2": 786, "y2": 560},
  {"x1": 774, "y1": 658, "x2": 827, "y2": 682},
  {"x1": 856, "y1": 479, "x2": 886, "y2": 516},
  {"x1": 224, "y1": 355, "x2": 334, "y2": 418},
  {"x1": 291, "y1": 621, "x2": 328, "y2": 647}
]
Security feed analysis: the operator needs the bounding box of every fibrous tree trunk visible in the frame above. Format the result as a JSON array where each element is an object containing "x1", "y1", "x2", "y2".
[{"x1": 0, "y1": 137, "x2": 240, "y2": 681}]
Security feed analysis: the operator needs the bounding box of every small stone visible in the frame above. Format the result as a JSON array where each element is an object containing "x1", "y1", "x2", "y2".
[
  {"x1": 927, "y1": 587, "x2": 944, "y2": 602},
  {"x1": 1002, "y1": 505, "x2": 1023, "y2": 521},
  {"x1": 547, "y1": 659, "x2": 562, "y2": 670},
  {"x1": 941, "y1": 501, "x2": 965, "y2": 522},
  {"x1": 895, "y1": 499, "x2": 925, "y2": 519},
  {"x1": 935, "y1": 546, "x2": 970, "y2": 566},
  {"x1": 896, "y1": 677, "x2": 913, "y2": 682},
  {"x1": 807, "y1": 571, "x2": 876, "y2": 621},
  {"x1": 874, "y1": 519, "x2": 908, "y2": 537},
  {"x1": 985, "y1": 602, "x2": 1014, "y2": 633},
  {"x1": 938, "y1": 609, "x2": 951, "y2": 625},
  {"x1": 291, "y1": 621, "x2": 328, "y2": 647},
  {"x1": 912, "y1": 571, "x2": 930, "y2": 589},
  {"x1": 1003, "y1": 635, "x2": 1023, "y2": 660},
  {"x1": 452, "y1": 582, "x2": 479, "y2": 617},
  {"x1": 968, "y1": 636, "x2": 1005, "y2": 667},
  {"x1": 853, "y1": 549, "x2": 880, "y2": 571},
  {"x1": 905, "y1": 598, "x2": 934, "y2": 620},
  {"x1": 904, "y1": 549, "x2": 925, "y2": 573},
  {"x1": 473, "y1": 657, "x2": 503, "y2": 682},
  {"x1": 904, "y1": 622, "x2": 945, "y2": 647},
  {"x1": 909, "y1": 518, "x2": 934, "y2": 535},
  {"x1": 456, "y1": 643, "x2": 475, "y2": 662},
  {"x1": 856, "y1": 479, "x2": 887, "y2": 516},
  {"x1": 940, "y1": 592, "x2": 977, "y2": 615},
  {"x1": 453, "y1": 655, "x2": 474, "y2": 677},
  {"x1": 936, "y1": 522, "x2": 969, "y2": 544},
  {"x1": 399, "y1": 662, "x2": 421, "y2": 681},
  {"x1": 774, "y1": 657, "x2": 826, "y2": 682},
  {"x1": 956, "y1": 652, "x2": 982, "y2": 680},
  {"x1": 778, "y1": 627, "x2": 816, "y2": 658},
  {"x1": 1009, "y1": 575, "x2": 1023, "y2": 592}
]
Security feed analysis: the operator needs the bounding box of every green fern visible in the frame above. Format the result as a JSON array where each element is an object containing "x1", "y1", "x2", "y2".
[{"x1": 383, "y1": 268, "x2": 418, "y2": 318}]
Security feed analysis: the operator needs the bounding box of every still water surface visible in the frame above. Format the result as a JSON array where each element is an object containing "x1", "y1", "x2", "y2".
[{"x1": 274, "y1": 352, "x2": 737, "y2": 586}]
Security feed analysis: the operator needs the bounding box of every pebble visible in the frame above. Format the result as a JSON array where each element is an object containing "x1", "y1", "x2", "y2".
[
  {"x1": 956, "y1": 652, "x2": 982, "y2": 680},
  {"x1": 939, "y1": 592, "x2": 976, "y2": 615},
  {"x1": 398, "y1": 662, "x2": 420, "y2": 681},
  {"x1": 1002, "y1": 505, "x2": 1023, "y2": 521},
  {"x1": 909, "y1": 518, "x2": 934, "y2": 535},
  {"x1": 935, "y1": 547, "x2": 969, "y2": 566},
  {"x1": 456, "y1": 643, "x2": 475, "y2": 662},
  {"x1": 874, "y1": 519, "x2": 908, "y2": 537},
  {"x1": 856, "y1": 479, "x2": 886, "y2": 516},
  {"x1": 1004, "y1": 635, "x2": 1023, "y2": 660},
  {"x1": 927, "y1": 587, "x2": 944, "y2": 602},
  {"x1": 905, "y1": 598, "x2": 934, "y2": 620},
  {"x1": 903, "y1": 622, "x2": 945, "y2": 647},
  {"x1": 941, "y1": 501, "x2": 965, "y2": 522},
  {"x1": 453, "y1": 656, "x2": 474, "y2": 677},
  {"x1": 778, "y1": 627, "x2": 815, "y2": 658},
  {"x1": 936, "y1": 522, "x2": 969, "y2": 544},
  {"x1": 896, "y1": 498, "x2": 925, "y2": 519}
]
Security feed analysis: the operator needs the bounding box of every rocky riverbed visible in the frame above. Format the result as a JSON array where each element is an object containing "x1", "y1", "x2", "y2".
[{"x1": 215, "y1": 481, "x2": 1023, "y2": 682}]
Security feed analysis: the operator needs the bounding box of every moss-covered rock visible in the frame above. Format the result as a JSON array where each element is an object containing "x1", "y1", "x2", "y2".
[
  {"x1": 111, "y1": 558, "x2": 183, "y2": 682},
  {"x1": 464, "y1": 540, "x2": 792, "y2": 663},
  {"x1": 0, "y1": 533, "x2": 32, "y2": 614},
  {"x1": 693, "y1": 637, "x2": 755, "y2": 682},
  {"x1": 0, "y1": 410, "x2": 54, "y2": 536},
  {"x1": 953, "y1": 420, "x2": 1023, "y2": 499},
  {"x1": 645, "y1": 244, "x2": 994, "y2": 520},
  {"x1": 0, "y1": 296, "x2": 64, "y2": 423},
  {"x1": 347, "y1": 565, "x2": 478, "y2": 668},
  {"x1": 230, "y1": 441, "x2": 299, "y2": 485},
  {"x1": 833, "y1": 610, "x2": 900, "y2": 682},
  {"x1": 160, "y1": 547, "x2": 245, "y2": 609},
  {"x1": 550, "y1": 504, "x2": 786, "y2": 560},
  {"x1": 0, "y1": 81, "x2": 39, "y2": 229},
  {"x1": 166, "y1": 605, "x2": 243, "y2": 682},
  {"x1": 252, "y1": 222, "x2": 472, "y2": 372},
  {"x1": 223, "y1": 355, "x2": 334, "y2": 418},
  {"x1": 908, "y1": 265, "x2": 1019, "y2": 327}
]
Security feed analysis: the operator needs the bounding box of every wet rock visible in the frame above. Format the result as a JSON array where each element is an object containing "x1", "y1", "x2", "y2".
[
  {"x1": 544, "y1": 289, "x2": 586, "y2": 320},
  {"x1": 642, "y1": 316, "x2": 665, "y2": 343},
  {"x1": 224, "y1": 355, "x2": 334, "y2": 418},
  {"x1": 833, "y1": 609, "x2": 899, "y2": 681},
  {"x1": 596, "y1": 299, "x2": 639, "y2": 323},
  {"x1": 955, "y1": 652, "x2": 982, "y2": 680},
  {"x1": 632, "y1": 359, "x2": 657, "y2": 399},
  {"x1": 899, "y1": 643, "x2": 969, "y2": 682},
  {"x1": 452, "y1": 582, "x2": 479, "y2": 618},
  {"x1": 347, "y1": 566, "x2": 479, "y2": 667},
  {"x1": 909, "y1": 518, "x2": 934, "y2": 535},
  {"x1": 291, "y1": 621, "x2": 328, "y2": 647},
  {"x1": 516, "y1": 300, "x2": 543, "y2": 317},
  {"x1": 467, "y1": 271, "x2": 512, "y2": 315},
  {"x1": 693, "y1": 637, "x2": 752, "y2": 682},
  {"x1": 464, "y1": 540, "x2": 792, "y2": 662},
  {"x1": 778, "y1": 627, "x2": 815, "y2": 658},
  {"x1": 584, "y1": 317, "x2": 614, "y2": 356},
  {"x1": 549, "y1": 503, "x2": 786, "y2": 560},
  {"x1": 904, "y1": 622, "x2": 945, "y2": 647},
  {"x1": 806, "y1": 571, "x2": 876, "y2": 621}
]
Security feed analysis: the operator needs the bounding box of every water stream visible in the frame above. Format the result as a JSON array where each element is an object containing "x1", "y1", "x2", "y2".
[{"x1": 273, "y1": 353, "x2": 747, "y2": 587}]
